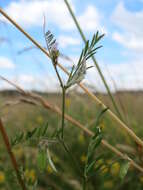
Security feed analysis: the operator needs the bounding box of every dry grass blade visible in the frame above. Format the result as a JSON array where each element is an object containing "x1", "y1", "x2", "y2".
[
  {"x1": 3, "y1": 98, "x2": 38, "y2": 107},
  {"x1": 1, "y1": 76, "x2": 143, "y2": 173},
  {"x1": 0, "y1": 119, "x2": 27, "y2": 190},
  {"x1": 116, "y1": 144, "x2": 137, "y2": 155},
  {"x1": 0, "y1": 8, "x2": 142, "y2": 147}
]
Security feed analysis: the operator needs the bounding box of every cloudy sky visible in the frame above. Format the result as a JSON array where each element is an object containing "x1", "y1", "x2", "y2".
[{"x1": 0, "y1": 0, "x2": 143, "y2": 92}]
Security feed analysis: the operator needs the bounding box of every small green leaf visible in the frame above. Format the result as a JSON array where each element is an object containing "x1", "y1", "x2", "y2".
[
  {"x1": 89, "y1": 45, "x2": 103, "y2": 54},
  {"x1": 86, "y1": 52, "x2": 97, "y2": 60},
  {"x1": 87, "y1": 134, "x2": 102, "y2": 162},
  {"x1": 37, "y1": 149, "x2": 47, "y2": 171},
  {"x1": 36, "y1": 127, "x2": 42, "y2": 138},
  {"x1": 85, "y1": 160, "x2": 96, "y2": 175},
  {"x1": 77, "y1": 49, "x2": 84, "y2": 66},
  {"x1": 47, "y1": 149, "x2": 57, "y2": 173},
  {"x1": 66, "y1": 33, "x2": 104, "y2": 89},
  {"x1": 84, "y1": 40, "x2": 89, "y2": 56},
  {"x1": 93, "y1": 108, "x2": 108, "y2": 132},
  {"x1": 95, "y1": 32, "x2": 105, "y2": 44},
  {"x1": 119, "y1": 161, "x2": 130, "y2": 180},
  {"x1": 26, "y1": 128, "x2": 37, "y2": 140},
  {"x1": 90, "y1": 34, "x2": 96, "y2": 48},
  {"x1": 11, "y1": 132, "x2": 24, "y2": 146},
  {"x1": 95, "y1": 31, "x2": 99, "y2": 41},
  {"x1": 67, "y1": 65, "x2": 75, "y2": 83},
  {"x1": 42, "y1": 122, "x2": 49, "y2": 136}
]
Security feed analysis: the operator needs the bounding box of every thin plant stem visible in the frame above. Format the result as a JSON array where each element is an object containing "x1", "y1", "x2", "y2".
[
  {"x1": 63, "y1": 0, "x2": 123, "y2": 120},
  {"x1": 53, "y1": 62, "x2": 64, "y2": 89},
  {"x1": 59, "y1": 138, "x2": 83, "y2": 176},
  {"x1": 61, "y1": 87, "x2": 66, "y2": 139},
  {"x1": 0, "y1": 9, "x2": 143, "y2": 146},
  {"x1": 54, "y1": 63, "x2": 83, "y2": 176},
  {"x1": 0, "y1": 119, "x2": 27, "y2": 190},
  {"x1": 83, "y1": 178, "x2": 87, "y2": 190},
  {"x1": 47, "y1": 35, "x2": 81, "y2": 176}
]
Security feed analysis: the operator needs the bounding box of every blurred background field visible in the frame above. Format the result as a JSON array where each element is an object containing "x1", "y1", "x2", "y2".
[{"x1": 1, "y1": 91, "x2": 143, "y2": 190}]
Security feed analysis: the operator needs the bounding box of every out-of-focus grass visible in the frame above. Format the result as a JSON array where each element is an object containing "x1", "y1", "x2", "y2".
[{"x1": 1, "y1": 91, "x2": 143, "y2": 190}]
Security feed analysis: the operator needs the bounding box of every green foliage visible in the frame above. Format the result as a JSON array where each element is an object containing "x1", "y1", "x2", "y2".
[
  {"x1": 66, "y1": 32, "x2": 104, "y2": 89},
  {"x1": 119, "y1": 161, "x2": 130, "y2": 180},
  {"x1": 84, "y1": 127, "x2": 102, "y2": 179},
  {"x1": 10, "y1": 121, "x2": 58, "y2": 174},
  {"x1": 37, "y1": 149, "x2": 47, "y2": 172},
  {"x1": 0, "y1": 93, "x2": 141, "y2": 190},
  {"x1": 37, "y1": 146, "x2": 57, "y2": 174},
  {"x1": 47, "y1": 148, "x2": 57, "y2": 173},
  {"x1": 11, "y1": 122, "x2": 49, "y2": 146},
  {"x1": 11, "y1": 132, "x2": 24, "y2": 146},
  {"x1": 93, "y1": 107, "x2": 108, "y2": 132}
]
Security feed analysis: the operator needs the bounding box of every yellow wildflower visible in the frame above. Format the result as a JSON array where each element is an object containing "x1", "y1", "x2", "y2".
[
  {"x1": 100, "y1": 165, "x2": 109, "y2": 175},
  {"x1": 139, "y1": 176, "x2": 143, "y2": 183},
  {"x1": 47, "y1": 165, "x2": 53, "y2": 174},
  {"x1": 110, "y1": 162, "x2": 120, "y2": 177},
  {"x1": 13, "y1": 147, "x2": 24, "y2": 159},
  {"x1": 100, "y1": 122, "x2": 105, "y2": 130},
  {"x1": 106, "y1": 159, "x2": 112, "y2": 165},
  {"x1": 0, "y1": 171, "x2": 5, "y2": 184},
  {"x1": 80, "y1": 155, "x2": 87, "y2": 163},
  {"x1": 78, "y1": 134, "x2": 85, "y2": 144},
  {"x1": 65, "y1": 98, "x2": 71, "y2": 108},
  {"x1": 53, "y1": 156, "x2": 59, "y2": 164},
  {"x1": 24, "y1": 169, "x2": 36, "y2": 183},
  {"x1": 103, "y1": 180, "x2": 114, "y2": 189},
  {"x1": 96, "y1": 159, "x2": 104, "y2": 168},
  {"x1": 37, "y1": 116, "x2": 43, "y2": 124}
]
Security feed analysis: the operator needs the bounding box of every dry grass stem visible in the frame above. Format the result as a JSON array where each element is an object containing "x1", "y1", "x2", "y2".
[{"x1": 0, "y1": 76, "x2": 143, "y2": 173}]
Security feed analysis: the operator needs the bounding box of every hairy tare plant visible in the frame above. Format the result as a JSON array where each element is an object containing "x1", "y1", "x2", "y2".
[{"x1": 45, "y1": 30, "x2": 107, "y2": 189}]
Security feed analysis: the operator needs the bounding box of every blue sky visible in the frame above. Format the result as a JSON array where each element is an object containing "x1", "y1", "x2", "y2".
[{"x1": 0, "y1": 0, "x2": 143, "y2": 92}]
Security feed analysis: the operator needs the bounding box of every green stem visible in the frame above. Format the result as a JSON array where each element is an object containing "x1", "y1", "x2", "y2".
[
  {"x1": 64, "y1": 0, "x2": 123, "y2": 121},
  {"x1": 61, "y1": 87, "x2": 66, "y2": 139},
  {"x1": 82, "y1": 178, "x2": 87, "y2": 190},
  {"x1": 53, "y1": 62, "x2": 64, "y2": 89},
  {"x1": 59, "y1": 138, "x2": 83, "y2": 176}
]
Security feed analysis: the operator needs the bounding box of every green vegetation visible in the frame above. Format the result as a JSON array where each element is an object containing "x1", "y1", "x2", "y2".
[{"x1": 0, "y1": 92, "x2": 143, "y2": 189}]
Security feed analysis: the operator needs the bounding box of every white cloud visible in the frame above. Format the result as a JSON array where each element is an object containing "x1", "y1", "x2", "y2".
[
  {"x1": 1, "y1": 58, "x2": 143, "y2": 92},
  {"x1": 78, "y1": 5, "x2": 106, "y2": 33},
  {"x1": 1, "y1": 0, "x2": 105, "y2": 32},
  {"x1": 0, "y1": 56, "x2": 15, "y2": 69},
  {"x1": 16, "y1": 74, "x2": 59, "y2": 92},
  {"x1": 85, "y1": 59, "x2": 143, "y2": 92},
  {"x1": 58, "y1": 35, "x2": 81, "y2": 48},
  {"x1": 0, "y1": 74, "x2": 60, "y2": 92},
  {"x1": 1, "y1": 0, "x2": 74, "y2": 29},
  {"x1": 111, "y1": 2, "x2": 143, "y2": 52},
  {"x1": 18, "y1": 74, "x2": 35, "y2": 83},
  {"x1": 112, "y1": 32, "x2": 143, "y2": 51}
]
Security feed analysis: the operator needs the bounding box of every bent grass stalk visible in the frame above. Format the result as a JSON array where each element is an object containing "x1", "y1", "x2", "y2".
[
  {"x1": 0, "y1": 119, "x2": 27, "y2": 190},
  {"x1": 0, "y1": 76, "x2": 143, "y2": 173},
  {"x1": 0, "y1": 8, "x2": 142, "y2": 147}
]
